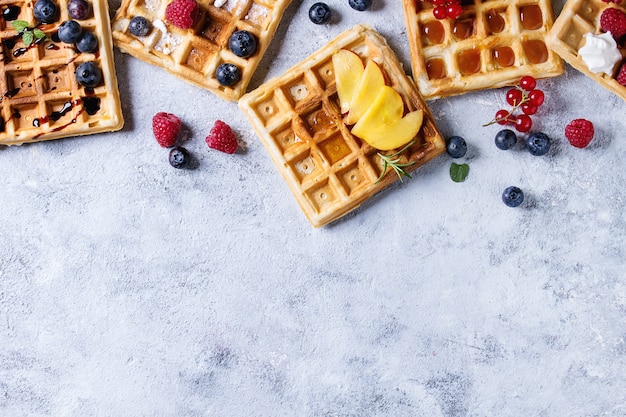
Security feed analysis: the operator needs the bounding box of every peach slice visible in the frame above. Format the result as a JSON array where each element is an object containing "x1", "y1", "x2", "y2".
[
  {"x1": 351, "y1": 86, "x2": 423, "y2": 151},
  {"x1": 332, "y1": 49, "x2": 364, "y2": 114},
  {"x1": 345, "y1": 60, "x2": 386, "y2": 125}
]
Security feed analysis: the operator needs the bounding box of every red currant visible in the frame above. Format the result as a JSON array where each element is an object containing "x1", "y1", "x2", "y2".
[
  {"x1": 446, "y1": 3, "x2": 463, "y2": 18},
  {"x1": 515, "y1": 114, "x2": 533, "y2": 132},
  {"x1": 506, "y1": 88, "x2": 523, "y2": 106},
  {"x1": 432, "y1": 0, "x2": 446, "y2": 6},
  {"x1": 495, "y1": 109, "x2": 511, "y2": 125},
  {"x1": 433, "y1": 6, "x2": 447, "y2": 19},
  {"x1": 519, "y1": 76, "x2": 537, "y2": 91},
  {"x1": 528, "y1": 89, "x2": 544, "y2": 106},
  {"x1": 521, "y1": 103, "x2": 538, "y2": 115}
]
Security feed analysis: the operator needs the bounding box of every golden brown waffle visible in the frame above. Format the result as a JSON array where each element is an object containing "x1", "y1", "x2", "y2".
[
  {"x1": 111, "y1": 0, "x2": 292, "y2": 101},
  {"x1": 0, "y1": 0, "x2": 123, "y2": 146},
  {"x1": 238, "y1": 25, "x2": 446, "y2": 228},
  {"x1": 402, "y1": 0, "x2": 564, "y2": 99},
  {"x1": 547, "y1": 0, "x2": 626, "y2": 102}
]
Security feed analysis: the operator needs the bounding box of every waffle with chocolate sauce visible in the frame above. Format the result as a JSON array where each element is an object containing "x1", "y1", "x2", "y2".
[
  {"x1": 112, "y1": 0, "x2": 292, "y2": 101},
  {"x1": 238, "y1": 25, "x2": 446, "y2": 228},
  {"x1": 547, "y1": 0, "x2": 626, "y2": 102},
  {"x1": 402, "y1": 0, "x2": 564, "y2": 99},
  {"x1": 0, "y1": 0, "x2": 123, "y2": 146}
]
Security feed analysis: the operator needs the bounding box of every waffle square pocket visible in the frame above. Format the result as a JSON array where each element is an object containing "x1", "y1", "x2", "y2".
[
  {"x1": 0, "y1": 0, "x2": 123, "y2": 146},
  {"x1": 402, "y1": 0, "x2": 565, "y2": 99},
  {"x1": 239, "y1": 25, "x2": 446, "y2": 228},
  {"x1": 112, "y1": 0, "x2": 292, "y2": 101}
]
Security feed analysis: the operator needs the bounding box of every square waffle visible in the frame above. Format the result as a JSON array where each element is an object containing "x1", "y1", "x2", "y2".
[
  {"x1": 111, "y1": 0, "x2": 292, "y2": 101},
  {"x1": 0, "y1": 0, "x2": 123, "y2": 146},
  {"x1": 402, "y1": 0, "x2": 565, "y2": 100},
  {"x1": 547, "y1": 0, "x2": 626, "y2": 102},
  {"x1": 238, "y1": 25, "x2": 446, "y2": 228}
]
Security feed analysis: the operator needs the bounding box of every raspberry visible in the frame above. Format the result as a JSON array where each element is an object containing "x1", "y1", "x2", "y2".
[
  {"x1": 165, "y1": 0, "x2": 199, "y2": 29},
  {"x1": 617, "y1": 61, "x2": 626, "y2": 85},
  {"x1": 152, "y1": 112, "x2": 181, "y2": 147},
  {"x1": 565, "y1": 119, "x2": 595, "y2": 148},
  {"x1": 206, "y1": 120, "x2": 238, "y2": 154},
  {"x1": 600, "y1": 7, "x2": 626, "y2": 39}
]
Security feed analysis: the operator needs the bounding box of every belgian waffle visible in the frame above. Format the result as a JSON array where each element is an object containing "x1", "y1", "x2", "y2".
[
  {"x1": 238, "y1": 25, "x2": 446, "y2": 228},
  {"x1": 402, "y1": 0, "x2": 565, "y2": 99},
  {"x1": 547, "y1": 0, "x2": 626, "y2": 102},
  {"x1": 0, "y1": 0, "x2": 123, "y2": 146},
  {"x1": 111, "y1": 0, "x2": 292, "y2": 101}
]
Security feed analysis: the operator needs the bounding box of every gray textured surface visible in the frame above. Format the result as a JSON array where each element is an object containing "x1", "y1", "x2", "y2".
[{"x1": 2, "y1": 1, "x2": 626, "y2": 416}]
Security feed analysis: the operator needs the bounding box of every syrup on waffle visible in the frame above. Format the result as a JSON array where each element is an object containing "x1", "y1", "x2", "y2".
[
  {"x1": 111, "y1": 0, "x2": 292, "y2": 101},
  {"x1": 238, "y1": 25, "x2": 446, "y2": 228},
  {"x1": 402, "y1": 0, "x2": 565, "y2": 100},
  {"x1": 0, "y1": 0, "x2": 123, "y2": 146},
  {"x1": 547, "y1": 0, "x2": 626, "y2": 102}
]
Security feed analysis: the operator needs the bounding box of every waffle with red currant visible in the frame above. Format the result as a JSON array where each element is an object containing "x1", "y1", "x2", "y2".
[
  {"x1": 402, "y1": 0, "x2": 564, "y2": 100},
  {"x1": 547, "y1": 0, "x2": 626, "y2": 102},
  {"x1": 111, "y1": 0, "x2": 292, "y2": 101},
  {"x1": 238, "y1": 25, "x2": 446, "y2": 227},
  {"x1": 0, "y1": 0, "x2": 123, "y2": 146}
]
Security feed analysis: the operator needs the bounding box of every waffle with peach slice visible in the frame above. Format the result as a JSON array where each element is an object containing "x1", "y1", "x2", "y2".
[{"x1": 238, "y1": 25, "x2": 446, "y2": 227}]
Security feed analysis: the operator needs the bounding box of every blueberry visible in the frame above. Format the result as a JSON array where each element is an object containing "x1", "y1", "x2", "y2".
[
  {"x1": 75, "y1": 61, "x2": 101, "y2": 87},
  {"x1": 502, "y1": 186, "x2": 524, "y2": 208},
  {"x1": 169, "y1": 146, "x2": 191, "y2": 169},
  {"x1": 309, "y1": 2, "x2": 332, "y2": 24},
  {"x1": 67, "y1": 0, "x2": 91, "y2": 20},
  {"x1": 57, "y1": 20, "x2": 83, "y2": 43},
  {"x1": 228, "y1": 30, "x2": 257, "y2": 58},
  {"x1": 76, "y1": 30, "x2": 98, "y2": 53},
  {"x1": 494, "y1": 129, "x2": 517, "y2": 150},
  {"x1": 349, "y1": 0, "x2": 372, "y2": 11},
  {"x1": 525, "y1": 132, "x2": 551, "y2": 156},
  {"x1": 216, "y1": 63, "x2": 241, "y2": 86},
  {"x1": 2, "y1": 5, "x2": 21, "y2": 21},
  {"x1": 128, "y1": 16, "x2": 151, "y2": 37},
  {"x1": 33, "y1": 0, "x2": 58, "y2": 23},
  {"x1": 446, "y1": 135, "x2": 467, "y2": 158}
]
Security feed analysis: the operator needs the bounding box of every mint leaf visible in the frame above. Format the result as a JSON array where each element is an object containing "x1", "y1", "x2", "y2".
[
  {"x1": 11, "y1": 20, "x2": 29, "y2": 32},
  {"x1": 22, "y1": 31, "x2": 33, "y2": 47},
  {"x1": 450, "y1": 163, "x2": 469, "y2": 183},
  {"x1": 33, "y1": 29, "x2": 46, "y2": 40}
]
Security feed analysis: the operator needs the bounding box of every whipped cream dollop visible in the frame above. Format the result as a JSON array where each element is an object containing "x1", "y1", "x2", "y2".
[{"x1": 578, "y1": 32, "x2": 622, "y2": 75}]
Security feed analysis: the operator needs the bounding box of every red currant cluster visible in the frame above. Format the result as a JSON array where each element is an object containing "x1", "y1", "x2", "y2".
[
  {"x1": 486, "y1": 76, "x2": 545, "y2": 133},
  {"x1": 601, "y1": 0, "x2": 622, "y2": 4},
  {"x1": 431, "y1": 0, "x2": 463, "y2": 19}
]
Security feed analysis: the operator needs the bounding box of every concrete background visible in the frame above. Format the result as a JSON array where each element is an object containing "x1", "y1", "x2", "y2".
[{"x1": 2, "y1": 0, "x2": 626, "y2": 416}]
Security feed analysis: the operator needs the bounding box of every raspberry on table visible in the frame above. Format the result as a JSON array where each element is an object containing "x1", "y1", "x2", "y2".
[
  {"x1": 565, "y1": 119, "x2": 595, "y2": 148},
  {"x1": 165, "y1": 0, "x2": 199, "y2": 29},
  {"x1": 600, "y1": 7, "x2": 626, "y2": 39},
  {"x1": 206, "y1": 120, "x2": 238, "y2": 154},
  {"x1": 152, "y1": 112, "x2": 181, "y2": 147}
]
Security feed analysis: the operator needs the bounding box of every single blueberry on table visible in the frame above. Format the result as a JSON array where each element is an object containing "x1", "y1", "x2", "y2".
[
  {"x1": 494, "y1": 129, "x2": 517, "y2": 150},
  {"x1": 349, "y1": 0, "x2": 372, "y2": 11},
  {"x1": 502, "y1": 186, "x2": 524, "y2": 208},
  {"x1": 526, "y1": 132, "x2": 551, "y2": 156},
  {"x1": 446, "y1": 135, "x2": 467, "y2": 158},
  {"x1": 169, "y1": 146, "x2": 191, "y2": 169},
  {"x1": 309, "y1": 2, "x2": 332, "y2": 24}
]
